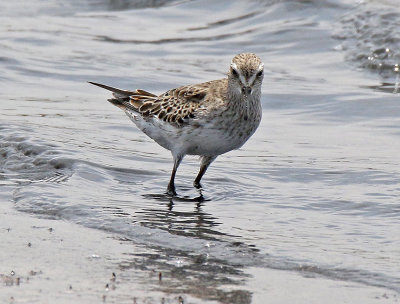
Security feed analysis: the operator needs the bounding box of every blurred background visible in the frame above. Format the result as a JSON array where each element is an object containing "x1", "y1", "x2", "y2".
[{"x1": 1, "y1": 0, "x2": 399, "y2": 303}]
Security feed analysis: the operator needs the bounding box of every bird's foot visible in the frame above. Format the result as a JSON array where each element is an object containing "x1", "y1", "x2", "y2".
[
  {"x1": 193, "y1": 180, "x2": 203, "y2": 189},
  {"x1": 166, "y1": 184, "x2": 177, "y2": 196}
]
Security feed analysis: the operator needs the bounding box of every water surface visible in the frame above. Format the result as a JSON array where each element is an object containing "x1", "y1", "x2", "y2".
[{"x1": 1, "y1": 0, "x2": 399, "y2": 303}]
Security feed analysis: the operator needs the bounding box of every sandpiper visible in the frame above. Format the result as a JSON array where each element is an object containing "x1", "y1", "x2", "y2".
[{"x1": 90, "y1": 53, "x2": 263, "y2": 195}]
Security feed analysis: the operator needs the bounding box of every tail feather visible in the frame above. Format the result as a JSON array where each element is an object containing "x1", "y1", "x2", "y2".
[
  {"x1": 88, "y1": 81, "x2": 136, "y2": 97},
  {"x1": 89, "y1": 81, "x2": 136, "y2": 111},
  {"x1": 89, "y1": 81, "x2": 156, "y2": 113}
]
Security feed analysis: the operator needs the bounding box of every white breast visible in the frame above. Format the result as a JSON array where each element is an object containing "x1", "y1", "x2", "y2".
[{"x1": 125, "y1": 98, "x2": 262, "y2": 157}]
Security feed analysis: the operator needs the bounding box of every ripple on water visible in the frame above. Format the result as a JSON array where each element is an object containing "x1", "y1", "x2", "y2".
[
  {"x1": 0, "y1": 125, "x2": 74, "y2": 185},
  {"x1": 8, "y1": 145, "x2": 400, "y2": 295},
  {"x1": 334, "y1": 2, "x2": 400, "y2": 91}
]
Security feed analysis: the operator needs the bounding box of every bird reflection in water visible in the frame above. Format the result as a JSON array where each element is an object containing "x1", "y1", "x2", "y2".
[{"x1": 140, "y1": 190, "x2": 229, "y2": 241}]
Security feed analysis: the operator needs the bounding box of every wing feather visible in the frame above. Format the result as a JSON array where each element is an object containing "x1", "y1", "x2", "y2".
[
  {"x1": 127, "y1": 81, "x2": 220, "y2": 125},
  {"x1": 90, "y1": 79, "x2": 227, "y2": 126}
]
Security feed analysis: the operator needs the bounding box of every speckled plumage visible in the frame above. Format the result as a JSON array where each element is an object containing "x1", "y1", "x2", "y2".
[{"x1": 89, "y1": 53, "x2": 264, "y2": 195}]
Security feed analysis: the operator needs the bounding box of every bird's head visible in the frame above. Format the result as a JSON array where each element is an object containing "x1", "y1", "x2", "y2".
[{"x1": 228, "y1": 53, "x2": 264, "y2": 98}]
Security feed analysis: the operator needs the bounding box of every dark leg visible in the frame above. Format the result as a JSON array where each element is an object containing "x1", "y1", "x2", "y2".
[
  {"x1": 167, "y1": 154, "x2": 183, "y2": 196},
  {"x1": 193, "y1": 156, "x2": 216, "y2": 188}
]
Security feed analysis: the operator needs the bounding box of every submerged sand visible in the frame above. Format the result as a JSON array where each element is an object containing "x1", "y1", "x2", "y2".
[{"x1": 1, "y1": 197, "x2": 397, "y2": 304}]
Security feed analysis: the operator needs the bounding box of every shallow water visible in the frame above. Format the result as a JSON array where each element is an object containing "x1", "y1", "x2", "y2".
[{"x1": 1, "y1": 0, "x2": 400, "y2": 303}]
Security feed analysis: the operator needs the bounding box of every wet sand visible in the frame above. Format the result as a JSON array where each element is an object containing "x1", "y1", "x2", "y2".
[{"x1": 1, "y1": 196, "x2": 397, "y2": 303}]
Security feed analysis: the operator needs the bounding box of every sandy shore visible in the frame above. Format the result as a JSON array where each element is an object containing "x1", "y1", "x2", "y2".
[
  {"x1": 1, "y1": 192, "x2": 175, "y2": 304},
  {"x1": 1, "y1": 189, "x2": 398, "y2": 304}
]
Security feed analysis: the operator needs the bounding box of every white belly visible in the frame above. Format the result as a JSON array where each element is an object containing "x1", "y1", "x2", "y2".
[{"x1": 126, "y1": 106, "x2": 261, "y2": 157}]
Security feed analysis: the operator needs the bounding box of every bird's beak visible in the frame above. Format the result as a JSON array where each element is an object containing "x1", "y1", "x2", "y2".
[{"x1": 241, "y1": 86, "x2": 252, "y2": 96}]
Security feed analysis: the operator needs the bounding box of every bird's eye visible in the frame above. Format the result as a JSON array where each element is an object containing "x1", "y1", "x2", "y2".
[
  {"x1": 257, "y1": 70, "x2": 263, "y2": 77},
  {"x1": 231, "y1": 68, "x2": 238, "y2": 77}
]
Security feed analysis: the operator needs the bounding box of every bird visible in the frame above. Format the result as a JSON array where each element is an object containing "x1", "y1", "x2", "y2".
[{"x1": 89, "y1": 53, "x2": 263, "y2": 196}]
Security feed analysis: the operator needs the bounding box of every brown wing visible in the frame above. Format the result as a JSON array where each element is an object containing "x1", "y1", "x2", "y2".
[
  {"x1": 128, "y1": 81, "x2": 215, "y2": 125},
  {"x1": 90, "y1": 79, "x2": 227, "y2": 125}
]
